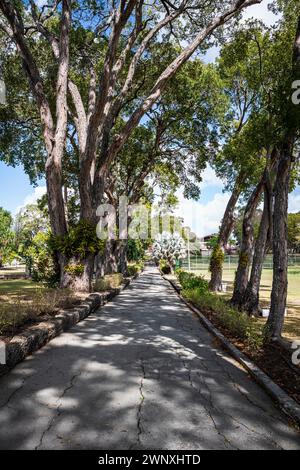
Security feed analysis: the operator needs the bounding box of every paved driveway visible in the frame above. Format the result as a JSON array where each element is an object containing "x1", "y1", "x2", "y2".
[{"x1": 0, "y1": 266, "x2": 299, "y2": 450}]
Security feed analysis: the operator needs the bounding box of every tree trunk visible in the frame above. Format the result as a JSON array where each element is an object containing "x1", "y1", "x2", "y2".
[
  {"x1": 46, "y1": 160, "x2": 68, "y2": 238},
  {"x1": 60, "y1": 254, "x2": 95, "y2": 292},
  {"x1": 118, "y1": 240, "x2": 128, "y2": 276},
  {"x1": 231, "y1": 176, "x2": 265, "y2": 307},
  {"x1": 95, "y1": 240, "x2": 120, "y2": 280},
  {"x1": 265, "y1": 139, "x2": 294, "y2": 341},
  {"x1": 264, "y1": 15, "x2": 300, "y2": 341},
  {"x1": 242, "y1": 182, "x2": 272, "y2": 315},
  {"x1": 209, "y1": 173, "x2": 244, "y2": 291},
  {"x1": 95, "y1": 253, "x2": 105, "y2": 280}
]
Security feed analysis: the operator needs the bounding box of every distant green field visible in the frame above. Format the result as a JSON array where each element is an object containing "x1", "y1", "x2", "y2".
[
  {"x1": 190, "y1": 265, "x2": 300, "y2": 304},
  {"x1": 0, "y1": 278, "x2": 39, "y2": 296},
  {"x1": 0, "y1": 265, "x2": 26, "y2": 277},
  {"x1": 181, "y1": 257, "x2": 300, "y2": 341}
]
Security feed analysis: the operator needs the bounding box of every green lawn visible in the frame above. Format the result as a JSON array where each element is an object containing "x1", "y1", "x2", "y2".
[
  {"x1": 0, "y1": 279, "x2": 40, "y2": 297},
  {"x1": 0, "y1": 265, "x2": 26, "y2": 277},
  {"x1": 191, "y1": 266, "x2": 300, "y2": 341},
  {"x1": 192, "y1": 266, "x2": 300, "y2": 303},
  {"x1": 0, "y1": 278, "x2": 80, "y2": 336}
]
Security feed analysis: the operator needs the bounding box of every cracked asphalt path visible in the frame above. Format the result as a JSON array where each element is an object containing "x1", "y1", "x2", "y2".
[{"x1": 0, "y1": 266, "x2": 300, "y2": 450}]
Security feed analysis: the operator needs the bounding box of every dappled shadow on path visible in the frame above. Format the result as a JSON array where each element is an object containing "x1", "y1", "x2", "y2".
[{"x1": 0, "y1": 267, "x2": 299, "y2": 450}]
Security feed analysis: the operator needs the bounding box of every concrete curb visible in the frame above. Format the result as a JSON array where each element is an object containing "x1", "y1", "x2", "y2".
[
  {"x1": 0, "y1": 275, "x2": 136, "y2": 377},
  {"x1": 165, "y1": 276, "x2": 300, "y2": 429}
]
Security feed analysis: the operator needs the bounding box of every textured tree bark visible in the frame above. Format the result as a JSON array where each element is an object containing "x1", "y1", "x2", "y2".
[
  {"x1": 103, "y1": 240, "x2": 119, "y2": 275},
  {"x1": 95, "y1": 253, "x2": 104, "y2": 280},
  {"x1": 264, "y1": 16, "x2": 300, "y2": 342},
  {"x1": 0, "y1": 0, "x2": 264, "y2": 292},
  {"x1": 118, "y1": 240, "x2": 128, "y2": 276},
  {"x1": 78, "y1": 0, "x2": 264, "y2": 228},
  {"x1": 265, "y1": 139, "x2": 294, "y2": 341},
  {"x1": 231, "y1": 176, "x2": 265, "y2": 307},
  {"x1": 46, "y1": 160, "x2": 68, "y2": 238},
  {"x1": 61, "y1": 254, "x2": 95, "y2": 292},
  {"x1": 241, "y1": 181, "x2": 273, "y2": 315},
  {"x1": 209, "y1": 173, "x2": 244, "y2": 292}
]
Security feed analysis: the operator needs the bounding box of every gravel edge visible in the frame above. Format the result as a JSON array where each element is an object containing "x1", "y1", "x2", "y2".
[{"x1": 165, "y1": 275, "x2": 300, "y2": 429}]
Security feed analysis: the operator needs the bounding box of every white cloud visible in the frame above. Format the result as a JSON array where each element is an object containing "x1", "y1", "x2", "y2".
[
  {"x1": 242, "y1": 0, "x2": 279, "y2": 27},
  {"x1": 36, "y1": 0, "x2": 48, "y2": 7},
  {"x1": 16, "y1": 186, "x2": 47, "y2": 214},
  {"x1": 175, "y1": 191, "x2": 230, "y2": 238},
  {"x1": 203, "y1": 1, "x2": 279, "y2": 63},
  {"x1": 289, "y1": 192, "x2": 300, "y2": 213},
  {"x1": 171, "y1": 166, "x2": 227, "y2": 237},
  {"x1": 200, "y1": 165, "x2": 224, "y2": 190}
]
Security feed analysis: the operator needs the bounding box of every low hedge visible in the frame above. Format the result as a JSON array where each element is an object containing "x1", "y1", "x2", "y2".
[
  {"x1": 176, "y1": 270, "x2": 209, "y2": 294},
  {"x1": 182, "y1": 288, "x2": 263, "y2": 349},
  {"x1": 95, "y1": 273, "x2": 124, "y2": 292},
  {"x1": 159, "y1": 260, "x2": 172, "y2": 274},
  {"x1": 127, "y1": 261, "x2": 144, "y2": 277},
  {"x1": 175, "y1": 269, "x2": 263, "y2": 350}
]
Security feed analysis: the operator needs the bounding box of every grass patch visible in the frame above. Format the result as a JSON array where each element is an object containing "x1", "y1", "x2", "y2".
[
  {"x1": 191, "y1": 266, "x2": 300, "y2": 341},
  {"x1": 95, "y1": 273, "x2": 124, "y2": 292},
  {"x1": 0, "y1": 265, "x2": 26, "y2": 277},
  {"x1": 127, "y1": 261, "x2": 144, "y2": 277},
  {"x1": 176, "y1": 270, "x2": 209, "y2": 293},
  {"x1": 0, "y1": 280, "x2": 80, "y2": 336},
  {"x1": 0, "y1": 279, "x2": 39, "y2": 296},
  {"x1": 182, "y1": 288, "x2": 263, "y2": 349}
]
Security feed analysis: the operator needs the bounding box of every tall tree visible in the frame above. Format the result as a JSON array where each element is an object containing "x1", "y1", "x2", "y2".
[
  {"x1": 209, "y1": 26, "x2": 267, "y2": 291},
  {"x1": 231, "y1": 149, "x2": 277, "y2": 307},
  {"x1": 0, "y1": 0, "x2": 71, "y2": 281},
  {"x1": 241, "y1": 174, "x2": 274, "y2": 315},
  {"x1": 0, "y1": 0, "x2": 263, "y2": 291},
  {"x1": 288, "y1": 212, "x2": 300, "y2": 253},
  {"x1": 265, "y1": 6, "x2": 300, "y2": 342},
  {"x1": 0, "y1": 207, "x2": 14, "y2": 267}
]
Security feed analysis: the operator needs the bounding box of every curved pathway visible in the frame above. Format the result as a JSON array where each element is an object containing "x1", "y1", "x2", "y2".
[{"x1": 0, "y1": 266, "x2": 299, "y2": 450}]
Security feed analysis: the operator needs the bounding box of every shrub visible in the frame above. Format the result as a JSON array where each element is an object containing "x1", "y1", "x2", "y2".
[
  {"x1": 127, "y1": 264, "x2": 138, "y2": 277},
  {"x1": 95, "y1": 273, "x2": 123, "y2": 291},
  {"x1": 177, "y1": 271, "x2": 209, "y2": 294},
  {"x1": 26, "y1": 232, "x2": 59, "y2": 287},
  {"x1": 28, "y1": 288, "x2": 79, "y2": 315},
  {"x1": 51, "y1": 220, "x2": 105, "y2": 260},
  {"x1": 0, "y1": 288, "x2": 79, "y2": 335},
  {"x1": 0, "y1": 301, "x2": 29, "y2": 334},
  {"x1": 159, "y1": 259, "x2": 171, "y2": 274},
  {"x1": 182, "y1": 288, "x2": 263, "y2": 350},
  {"x1": 127, "y1": 262, "x2": 144, "y2": 277},
  {"x1": 153, "y1": 232, "x2": 186, "y2": 269}
]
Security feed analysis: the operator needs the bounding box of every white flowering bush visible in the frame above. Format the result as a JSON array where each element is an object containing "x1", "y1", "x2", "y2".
[{"x1": 153, "y1": 232, "x2": 186, "y2": 271}]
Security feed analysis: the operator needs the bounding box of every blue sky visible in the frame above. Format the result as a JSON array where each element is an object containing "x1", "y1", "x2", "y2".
[
  {"x1": 0, "y1": 162, "x2": 45, "y2": 214},
  {"x1": 0, "y1": 0, "x2": 299, "y2": 236},
  {"x1": 176, "y1": 0, "x2": 300, "y2": 236}
]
